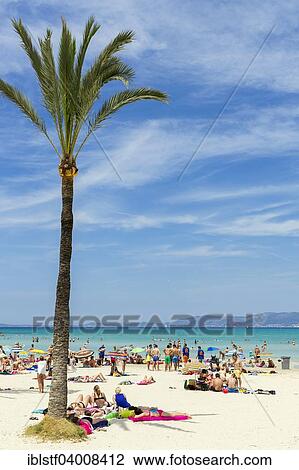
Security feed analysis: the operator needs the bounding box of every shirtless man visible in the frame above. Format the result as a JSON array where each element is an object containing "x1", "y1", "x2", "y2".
[
  {"x1": 227, "y1": 373, "x2": 238, "y2": 390},
  {"x1": 210, "y1": 373, "x2": 223, "y2": 392},
  {"x1": 152, "y1": 345, "x2": 160, "y2": 371},
  {"x1": 164, "y1": 345, "x2": 172, "y2": 371},
  {"x1": 171, "y1": 344, "x2": 180, "y2": 371}
]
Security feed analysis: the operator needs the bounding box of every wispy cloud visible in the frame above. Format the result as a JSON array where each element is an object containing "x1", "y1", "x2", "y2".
[
  {"x1": 167, "y1": 184, "x2": 299, "y2": 204},
  {"x1": 3, "y1": 0, "x2": 299, "y2": 95},
  {"x1": 157, "y1": 244, "x2": 248, "y2": 258},
  {"x1": 200, "y1": 208, "x2": 299, "y2": 237}
]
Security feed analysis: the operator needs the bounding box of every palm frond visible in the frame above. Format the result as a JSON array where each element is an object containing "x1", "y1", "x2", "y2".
[
  {"x1": 78, "y1": 30, "x2": 135, "y2": 108},
  {"x1": 12, "y1": 18, "x2": 42, "y2": 79},
  {"x1": 75, "y1": 16, "x2": 101, "y2": 87},
  {"x1": 58, "y1": 18, "x2": 77, "y2": 152},
  {"x1": 0, "y1": 79, "x2": 60, "y2": 156},
  {"x1": 69, "y1": 57, "x2": 135, "y2": 155},
  {"x1": 74, "y1": 88, "x2": 168, "y2": 157},
  {"x1": 100, "y1": 57, "x2": 135, "y2": 86},
  {"x1": 38, "y1": 29, "x2": 65, "y2": 151},
  {"x1": 99, "y1": 30, "x2": 135, "y2": 63},
  {"x1": 90, "y1": 88, "x2": 168, "y2": 128}
]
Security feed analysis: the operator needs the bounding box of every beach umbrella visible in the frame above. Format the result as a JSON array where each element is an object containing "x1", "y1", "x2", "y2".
[
  {"x1": 19, "y1": 351, "x2": 28, "y2": 356},
  {"x1": 207, "y1": 347, "x2": 219, "y2": 352},
  {"x1": 131, "y1": 347, "x2": 145, "y2": 354},
  {"x1": 30, "y1": 349, "x2": 46, "y2": 354},
  {"x1": 106, "y1": 352, "x2": 127, "y2": 357}
]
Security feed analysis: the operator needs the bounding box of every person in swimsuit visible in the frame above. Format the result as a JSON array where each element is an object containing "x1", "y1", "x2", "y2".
[
  {"x1": 234, "y1": 359, "x2": 243, "y2": 387},
  {"x1": 164, "y1": 345, "x2": 172, "y2": 371},
  {"x1": 227, "y1": 373, "x2": 238, "y2": 391},
  {"x1": 93, "y1": 385, "x2": 109, "y2": 408},
  {"x1": 68, "y1": 394, "x2": 105, "y2": 420},
  {"x1": 145, "y1": 345, "x2": 152, "y2": 371},
  {"x1": 135, "y1": 407, "x2": 191, "y2": 419},
  {"x1": 152, "y1": 345, "x2": 160, "y2": 371},
  {"x1": 210, "y1": 373, "x2": 223, "y2": 392},
  {"x1": 172, "y1": 345, "x2": 179, "y2": 371}
]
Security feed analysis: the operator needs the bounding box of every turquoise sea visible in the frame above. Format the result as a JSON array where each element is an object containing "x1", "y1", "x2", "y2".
[{"x1": 0, "y1": 327, "x2": 299, "y2": 360}]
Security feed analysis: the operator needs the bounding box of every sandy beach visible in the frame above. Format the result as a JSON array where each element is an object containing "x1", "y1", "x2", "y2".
[{"x1": 0, "y1": 364, "x2": 298, "y2": 450}]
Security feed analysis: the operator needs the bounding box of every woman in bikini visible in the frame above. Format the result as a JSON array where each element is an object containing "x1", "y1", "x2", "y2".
[{"x1": 93, "y1": 385, "x2": 109, "y2": 408}]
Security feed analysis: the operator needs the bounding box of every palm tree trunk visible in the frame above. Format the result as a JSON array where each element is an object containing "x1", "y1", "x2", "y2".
[{"x1": 48, "y1": 176, "x2": 73, "y2": 418}]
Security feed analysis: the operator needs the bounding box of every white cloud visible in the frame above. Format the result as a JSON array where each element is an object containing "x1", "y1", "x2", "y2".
[
  {"x1": 167, "y1": 184, "x2": 299, "y2": 204},
  {"x1": 200, "y1": 209, "x2": 299, "y2": 237},
  {"x1": 158, "y1": 244, "x2": 248, "y2": 258},
  {"x1": 3, "y1": 0, "x2": 299, "y2": 94}
]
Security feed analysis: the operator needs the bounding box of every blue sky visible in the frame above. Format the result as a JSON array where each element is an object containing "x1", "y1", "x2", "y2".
[{"x1": 1, "y1": 0, "x2": 299, "y2": 322}]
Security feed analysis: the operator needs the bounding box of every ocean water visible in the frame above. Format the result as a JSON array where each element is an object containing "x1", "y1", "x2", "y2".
[{"x1": 0, "y1": 326, "x2": 298, "y2": 360}]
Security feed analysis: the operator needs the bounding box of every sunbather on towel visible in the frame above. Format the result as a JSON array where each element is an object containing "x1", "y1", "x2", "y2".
[
  {"x1": 133, "y1": 407, "x2": 191, "y2": 419},
  {"x1": 137, "y1": 375, "x2": 156, "y2": 385},
  {"x1": 69, "y1": 373, "x2": 106, "y2": 383},
  {"x1": 67, "y1": 393, "x2": 106, "y2": 419}
]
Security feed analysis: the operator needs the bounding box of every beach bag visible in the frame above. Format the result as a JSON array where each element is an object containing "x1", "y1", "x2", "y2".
[{"x1": 185, "y1": 379, "x2": 196, "y2": 390}]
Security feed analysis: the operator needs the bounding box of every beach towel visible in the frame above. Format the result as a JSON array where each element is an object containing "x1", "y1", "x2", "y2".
[
  {"x1": 68, "y1": 376, "x2": 103, "y2": 383},
  {"x1": 129, "y1": 414, "x2": 189, "y2": 422},
  {"x1": 78, "y1": 418, "x2": 93, "y2": 435}
]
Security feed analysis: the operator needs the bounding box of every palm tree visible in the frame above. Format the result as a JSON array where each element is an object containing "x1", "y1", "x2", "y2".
[{"x1": 0, "y1": 17, "x2": 167, "y2": 419}]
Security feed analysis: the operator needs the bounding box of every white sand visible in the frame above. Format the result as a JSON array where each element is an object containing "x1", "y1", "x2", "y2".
[{"x1": 0, "y1": 365, "x2": 298, "y2": 450}]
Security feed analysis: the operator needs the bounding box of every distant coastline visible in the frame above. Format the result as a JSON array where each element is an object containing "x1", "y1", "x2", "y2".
[{"x1": 1, "y1": 311, "x2": 299, "y2": 328}]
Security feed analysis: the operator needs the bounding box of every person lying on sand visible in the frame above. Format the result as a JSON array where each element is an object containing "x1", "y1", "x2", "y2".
[
  {"x1": 68, "y1": 394, "x2": 106, "y2": 419},
  {"x1": 137, "y1": 375, "x2": 156, "y2": 385},
  {"x1": 67, "y1": 411, "x2": 108, "y2": 434},
  {"x1": 132, "y1": 407, "x2": 191, "y2": 419},
  {"x1": 69, "y1": 372, "x2": 106, "y2": 383}
]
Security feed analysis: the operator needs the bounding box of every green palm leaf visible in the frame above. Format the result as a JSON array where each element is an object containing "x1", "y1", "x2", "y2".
[
  {"x1": 90, "y1": 88, "x2": 168, "y2": 128},
  {"x1": 75, "y1": 16, "x2": 101, "y2": 89},
  {"x1": 0, "y1": 78, "x2": 59, "y2": 156},
  {"x1": 12, "y1": 18, "x2": 42, "y2": 80},
  {"x1": 38, "y1": 29, "x2": 65, "y2": 151},
  {"x1": 75, "y1": 88, "x2": 168, "y2": 157}
]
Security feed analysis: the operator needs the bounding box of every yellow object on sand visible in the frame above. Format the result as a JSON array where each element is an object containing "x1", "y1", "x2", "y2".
[{"x1": 30, "y1": 349, "x2": 46, "y2": 354}]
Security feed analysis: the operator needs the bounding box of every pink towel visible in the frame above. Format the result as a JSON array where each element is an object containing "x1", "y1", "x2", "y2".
[{"x1": 129, "y1": 414, "x2": 189, "y2": 422}]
